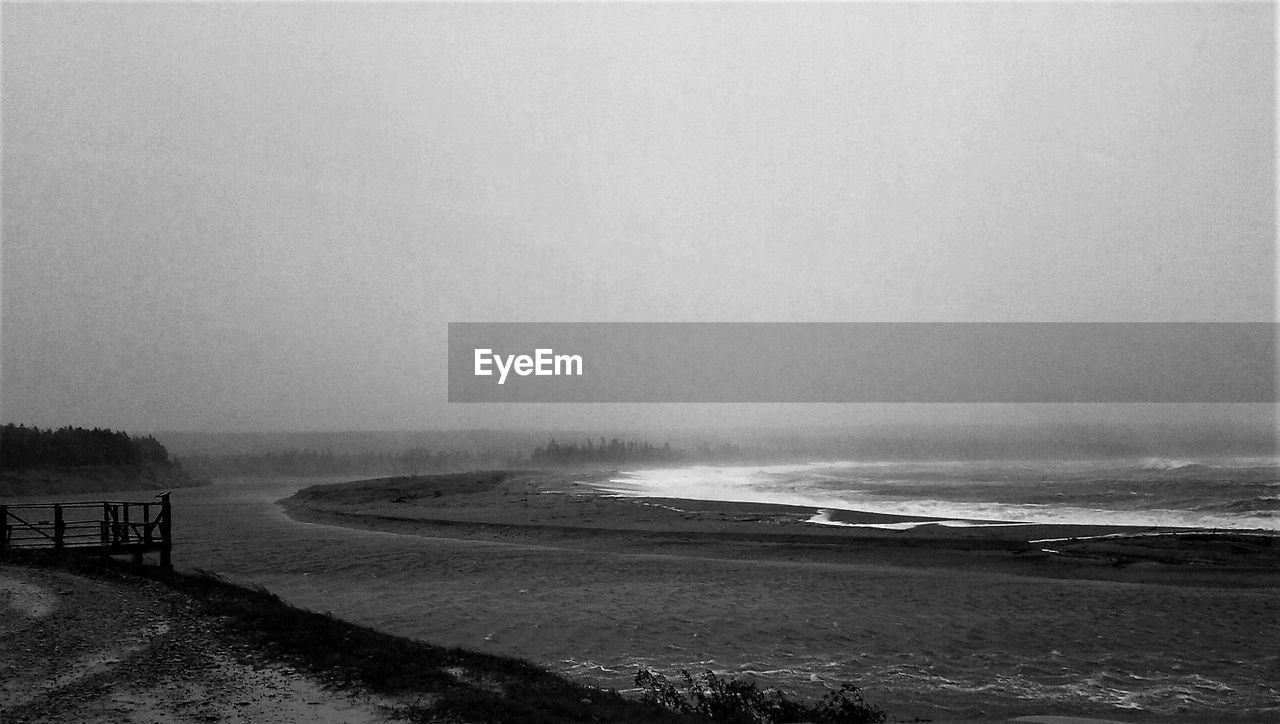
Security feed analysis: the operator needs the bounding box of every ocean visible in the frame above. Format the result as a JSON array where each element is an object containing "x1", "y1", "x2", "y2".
[{"x1": 602, "y1": 457, "x2": 1280, "y2": 532}]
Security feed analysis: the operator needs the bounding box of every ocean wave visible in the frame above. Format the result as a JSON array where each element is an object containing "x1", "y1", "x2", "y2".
[
  {"x1": 1140, "y1": 457, "x2": 1205, "y2": 471},
  {"x1": 864, "y1": 663, "x2": 1268, "y2": 716},
  {"x1": 805, "y1": 509, "x2": 1035, "y2": 530},
  {"x1": 1196, "y1": 496, "x2": 1280, "y2": 514},
  {"x1": 606, "y1": 462, "x2": 1280, "y2": 532}
]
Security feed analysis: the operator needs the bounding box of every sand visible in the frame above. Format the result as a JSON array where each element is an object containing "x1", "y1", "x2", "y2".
[
  {"x1": 0, "y1": 564, "x2": 396, "y2": 723},
  {"x1": 284, "y1": 470, "x2": 1280, "y2": 582}
]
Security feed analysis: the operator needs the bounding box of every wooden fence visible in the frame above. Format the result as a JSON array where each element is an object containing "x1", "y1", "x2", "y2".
[{"x1": 0, "y1": 493, "x2": 171, "y2": 568}]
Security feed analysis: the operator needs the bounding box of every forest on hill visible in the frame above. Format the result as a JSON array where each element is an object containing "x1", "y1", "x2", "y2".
[
  {"x1": 177, "y1": 447, "x2": 505, "y2": 478},
  {"x1": 1, "y1": 424, "x2": 172, "y2": 470},
  {"x1": 530, "y1": 437, "x2": 743, "y2": 465},
  {"x1": 0, "y1": 424, "x2": 197, "y2": 496}
]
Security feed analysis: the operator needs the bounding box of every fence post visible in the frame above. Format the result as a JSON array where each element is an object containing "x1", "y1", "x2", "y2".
[
  {"x1": 101, "y1": 502, "x2": 110, "y2": 549},
  {"x1": 121, "y1": 504, "x2": 141, "y2": 563},
  {"x1": 159, "y1": 493, "x2": 172, "y2": 571},
  {"x1": 1, "y1": 505, "x2": 7, "y2": 553},
  {"x1": 54, "y1": 504, "x2": 65, "y2": 550}
]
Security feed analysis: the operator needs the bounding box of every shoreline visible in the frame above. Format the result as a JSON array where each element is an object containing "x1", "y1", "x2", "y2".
[{"x1": 282, "y1": 470, "x2": 1280, "y2": 586}]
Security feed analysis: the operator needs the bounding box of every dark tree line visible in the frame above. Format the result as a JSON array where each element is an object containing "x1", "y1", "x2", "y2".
[
  {"x1": 530, "y1": 437, "x2": 743, "y2": 465},
  {"x1": 1, "y1": 424, "x2": 172, "y2": 471},
  {"x1": 178, "y1": 447, "x2": 508, "y2": 477}
]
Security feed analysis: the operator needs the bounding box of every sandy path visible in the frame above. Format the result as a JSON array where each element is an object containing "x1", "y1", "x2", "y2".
[
  {"x1": 0, "y1": 573, "x2": 57, "y2": 624},
  {"x1": 0, "y1": 563, "x2": 395, "y2": 723}
]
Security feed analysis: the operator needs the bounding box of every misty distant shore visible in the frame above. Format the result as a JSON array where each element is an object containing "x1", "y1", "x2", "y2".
[{"x1": 0, "y1": 463, "x2": 206, "y2": 498}]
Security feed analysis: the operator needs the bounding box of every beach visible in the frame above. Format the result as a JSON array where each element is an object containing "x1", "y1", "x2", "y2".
[
  {"x1": 9, "y1": 2, "x2": 1275, "y2": 721},
  {"x1": 7, "y1": 467, "x2": 1275, "y2": 721},
  {"x1": 278, "y1": 469, "x2": 1280, "y2": 722}
]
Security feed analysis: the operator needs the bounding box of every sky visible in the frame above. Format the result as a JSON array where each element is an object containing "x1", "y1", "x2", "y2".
[{"x1": 2, "y1": 2, "x2": 1275, "y2": 434}]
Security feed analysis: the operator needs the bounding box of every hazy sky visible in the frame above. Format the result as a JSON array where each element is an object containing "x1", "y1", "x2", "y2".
[{"x1": 2, "y1": 2, "x2": 1274, "y2": 432}]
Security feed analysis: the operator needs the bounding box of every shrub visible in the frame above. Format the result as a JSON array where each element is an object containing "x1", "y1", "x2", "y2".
[{"x1": 635, "y1": 668, "x2": 885, "y2": 724}]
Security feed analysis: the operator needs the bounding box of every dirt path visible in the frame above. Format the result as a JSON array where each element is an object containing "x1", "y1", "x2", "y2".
[{"x1": 0, "y1": 563, "x2": 396, "y2": 723}]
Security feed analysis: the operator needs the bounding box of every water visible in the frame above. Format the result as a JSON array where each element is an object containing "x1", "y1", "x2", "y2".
[
  {"x1": 602, "y1": 457, "x2": 1280, "y2": 531},
  {"x1": 7, "y1": 465, "x2": 1278, "y2": 720}
]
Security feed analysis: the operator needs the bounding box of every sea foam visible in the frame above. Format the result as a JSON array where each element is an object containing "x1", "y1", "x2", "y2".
[{"x1": 603, "y1": 460, "x2": 1280, "y2": 531}]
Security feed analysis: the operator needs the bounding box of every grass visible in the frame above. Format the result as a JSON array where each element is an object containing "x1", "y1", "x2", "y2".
[{"x1": 635, "y1": 669, "x2": 885, "y2": 724}]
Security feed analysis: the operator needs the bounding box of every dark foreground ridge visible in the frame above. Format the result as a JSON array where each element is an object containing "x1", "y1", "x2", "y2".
[{"x1": 3, "y1": 553, "x2": 887, "y2": 724}]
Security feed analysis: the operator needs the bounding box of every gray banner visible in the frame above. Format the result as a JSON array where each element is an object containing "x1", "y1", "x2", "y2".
[{"x1": 448, "y1": 323, "x2": 1276, "y2": 403}]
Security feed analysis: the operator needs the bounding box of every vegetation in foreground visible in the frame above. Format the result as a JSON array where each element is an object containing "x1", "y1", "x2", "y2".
[
  {"x1": 636, "y1": 669, "x2": 886, "y2": 724},
  {"x1": 6, "y1": 553, "x2": 888, "y2": 724}
]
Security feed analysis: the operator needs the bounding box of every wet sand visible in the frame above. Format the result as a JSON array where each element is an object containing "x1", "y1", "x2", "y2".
[{"x1": 284, "y1": 470, "x2": 1280, "y2": 583}]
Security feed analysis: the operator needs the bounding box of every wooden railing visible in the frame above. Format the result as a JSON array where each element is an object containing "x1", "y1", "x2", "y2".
[{"x1": 0, "y1": 493, "x2": 171, "y2": 568}]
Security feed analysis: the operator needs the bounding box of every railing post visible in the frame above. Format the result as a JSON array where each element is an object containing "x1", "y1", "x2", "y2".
[
  {"x1": 1, "y1": 505, "x2": 7, "y2": 553},
  {"x1": 158, "y1": 493, "x2": 172, "y2": 571},
  {"x1": 143, "y1": 503, "x2": 153, "y2": 545},
  {"x1": 121, "y1": 504, "x2": 141, "y2": 563},
  {"x1": 54, "y1": 504, "x2": 65, "y2": 550},
  {"x1": 101, "y1": 502, "x2": 110, "y2": 548}
]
